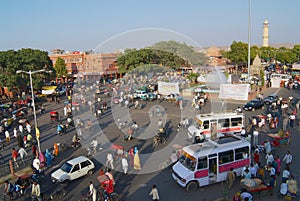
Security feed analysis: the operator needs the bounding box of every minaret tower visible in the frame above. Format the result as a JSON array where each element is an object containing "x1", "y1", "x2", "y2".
[{"x1": 262, "y1": 20, "x2": 269, "y2": 47}]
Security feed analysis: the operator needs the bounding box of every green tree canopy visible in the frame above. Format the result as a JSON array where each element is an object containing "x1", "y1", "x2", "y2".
[
  {"x1": 117, "y1": 48, "x2": 188, "y2": 73},
  {"x1": 54, "y1": 57, "x2": 67, "y2": 78},
  {"x1": 222, "y1": 41, "x2": 248, "y2": 65},
  {"x1": 0, "y1": 48, "x2": 53, "y2": 90},
  {"x1": 150, "y1": 40, "x2": 208, "y2": 66}
]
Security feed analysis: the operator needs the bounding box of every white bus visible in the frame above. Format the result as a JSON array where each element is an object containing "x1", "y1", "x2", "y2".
[
  {"x1": 172, "y1": 136, "x2": 251, "y2": 191},
  {"x1": 188, "y1": 112, "x2": 244, "y2": 139},
  {"x1": 270, "y1": 73, "x2": 291, "y2": 82}
]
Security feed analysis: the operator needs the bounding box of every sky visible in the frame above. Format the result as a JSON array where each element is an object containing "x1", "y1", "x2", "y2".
[{"x1": 0, "y1": 0, "x2": 299, "y2": 52}]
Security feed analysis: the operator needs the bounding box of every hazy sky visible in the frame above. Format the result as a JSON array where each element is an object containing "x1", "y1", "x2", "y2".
[{"x1": 1, "y1": 0, "x2": 299, "y2": 52}]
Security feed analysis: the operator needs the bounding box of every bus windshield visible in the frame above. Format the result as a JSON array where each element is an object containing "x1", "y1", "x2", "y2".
[
  {"x1": 194, "y1": 119, "x2": 202, "y2": 129},
  {"x1": 179, "y1": 151, "x2": 197, "y2": 171}
]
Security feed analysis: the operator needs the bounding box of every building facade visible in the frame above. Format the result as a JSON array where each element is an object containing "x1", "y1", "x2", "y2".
[{"x1": 49, "y1": 49, "x2": 119, "y2": 80}]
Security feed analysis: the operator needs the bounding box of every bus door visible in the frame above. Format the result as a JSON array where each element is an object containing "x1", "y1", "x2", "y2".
[
  {"x1": 210, "y1": 120, "x2": 217, "y2": 139},
  {"x1": 208, "y1": 154, "x2": 217, "y2": 184}
]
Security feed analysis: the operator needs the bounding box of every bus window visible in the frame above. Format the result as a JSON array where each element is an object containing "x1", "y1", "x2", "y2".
[
  {"x1": 235, "y1": 146, "x2": 250, "y2": 160},
  {"x1": 197, "y1": 156, "x2": 208, "y2": 170},
  {"x1": 179, "y1": 151, "x2": 197, "y2": 171},
  {"x1": 219, "y1": 150, "x2": 234, "y2": 164},
  {"x1": 231, "y1": 117, "x2": 242, "y2": 127},
  {"x1": 203, "y1": 120, "x2": 209, "y2": 129},
  {"x1": 218, "y1": 118, "x2": 229, "y2": 128}
]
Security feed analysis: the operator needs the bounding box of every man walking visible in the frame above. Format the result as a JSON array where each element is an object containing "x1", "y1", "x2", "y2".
[
  {"x1": 149, "y1": 185, "x2": 160, "y2": 201},
  {"x1": 121, "y1": 157, "x2": 129, "y2": 174},
  {"x1": 227, "y1": 167, "x2": 236, "y2": 189},
  {"x1": 18, "y1": 147, "x2": 28, "y2": 165}
]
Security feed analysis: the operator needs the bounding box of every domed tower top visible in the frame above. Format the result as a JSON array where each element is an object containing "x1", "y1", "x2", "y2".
[{"x1": 264, "y1": 20, "x2": 269, "y2": 25}]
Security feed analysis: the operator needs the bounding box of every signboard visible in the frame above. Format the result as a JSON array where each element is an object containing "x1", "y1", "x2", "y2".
[
  {"x1": 218, "y1": 84, "x2": 249, "y2": 100},
  {"x1": 42, "y1": 86, "x2": 57, "y2": 95},
  {"x1": 157, "y1": 81, "x2": 179, "y2": 95}
]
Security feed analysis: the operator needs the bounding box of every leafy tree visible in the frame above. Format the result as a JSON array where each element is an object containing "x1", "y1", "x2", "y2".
[
  {"x1": 54, "y1": 57, "x2": 67, "y2": 79},
  {"x1": 0, "y1": 48, "x2": 53, "y2": 90},
  {"x1": 222, "y1": 41, "x2": 248, "y2": 65},
  {"x1": 260, "y1": 69, "x2": 265, "y2": 87},
  {"x1": 292, "y1": 44, "x2": 300, "y2": 61},
  {"x1": 275, "y1": 47, "x2": 297, "y2": 64},
  {"x1": 150, "y1": 40, "x2": 208, "y2": 66},
  {"x1": 117, "y1": 48, "x2": 188, "y2": 73}
]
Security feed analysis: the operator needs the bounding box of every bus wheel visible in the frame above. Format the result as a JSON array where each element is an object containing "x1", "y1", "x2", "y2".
[{"x1": 186, "y1": 181, "x2": 198, "y2": 192}]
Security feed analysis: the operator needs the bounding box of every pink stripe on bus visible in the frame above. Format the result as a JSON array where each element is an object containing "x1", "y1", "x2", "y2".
[
  {"x1": 194, "y1": 169, "x2": 209, "y2": 178},
  {"x1": 219, "y1": 159, "x2": 250, "y2": 173}
]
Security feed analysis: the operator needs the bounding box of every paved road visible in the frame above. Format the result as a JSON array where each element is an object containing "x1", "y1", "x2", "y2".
[{"x1": 4, "y1": 85, "x2": 300, "y2": 201}]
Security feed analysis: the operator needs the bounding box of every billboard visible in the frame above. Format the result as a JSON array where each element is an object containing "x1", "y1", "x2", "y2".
[
  {"x1": 157, "y1": 81, "x2": 179, "y2": 95},
  {"x1": 218, "y1": 84, "x2": 249, "y2": 100}
]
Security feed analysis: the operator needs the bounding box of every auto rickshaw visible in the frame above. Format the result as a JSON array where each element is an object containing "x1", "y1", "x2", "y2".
[{"x1": 50, "y1": 111, "x2": 59, "y2": 122}]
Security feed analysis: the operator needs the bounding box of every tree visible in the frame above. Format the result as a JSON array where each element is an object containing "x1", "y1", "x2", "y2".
[
  {"x1": 222, "y1": 41, "x2": 248, "y2": 65},
  {"x1": 54, "y1": 57, "x2": 67, "y2": 79},
  {"x1": 292, "y1": 44, "x2": 300, "y2": 61},
  {"x1": 150, "y1": 40, "x2": 208, "y2": 66},
  {"x1": 275, "y1": 47, "x2": 297, "y2": 64},
  {"x1": 117, "y1": 48, "x2": 188, "y2": 74},
  {"x1": 0, "y1": 48, "x2": 53, "y2": 90}
]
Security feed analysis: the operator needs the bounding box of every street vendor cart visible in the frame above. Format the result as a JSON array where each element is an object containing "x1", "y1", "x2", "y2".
[{"x1": 240, "y1": 178, "x2": 272, "y2": 198}]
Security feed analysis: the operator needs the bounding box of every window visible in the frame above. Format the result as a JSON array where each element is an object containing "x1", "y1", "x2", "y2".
[
  {"x1": 218, "y1": 118, "x2": 229, "y2": 128},
  {"x1": 81, "y1": 160, "x2": 91, "y2": 169},
  {"x1": 218, "y1": 150, "x2": 234, "y2": 164},
  {"x1": 235, "y1": 146, "x2": 250, "y2": 160},
  {"x1": 231, "y1": 117, "x2": 242, "y2": 127},
  {"x1": 71, "y1": 164, "x2": 80, "y2": 173},
  {"x1": 203, "y1": 120, "x2": 209, "y2": 129},
  {"x1": 197, "y1": 156, "x2": 208, "y2": 170}
]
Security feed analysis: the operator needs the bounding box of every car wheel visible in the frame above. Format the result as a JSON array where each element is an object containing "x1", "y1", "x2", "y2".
[
  {"x1": 186, "y1": 181, "x2": 198, "y2": 192},
  {"x1": 252, "y1": 108, "x2": 255, "y2": 111},
  {"x1": 87, "y1": 169, "x2": 94, "y2": 175}
]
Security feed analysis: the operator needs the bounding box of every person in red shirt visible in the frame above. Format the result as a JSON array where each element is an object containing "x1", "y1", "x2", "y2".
[
  {"x1": 253, "y1": 150, "x2": 260, "y2": 164},
  {"x1": 12, "y1": 148, "x2": 19, "y2": 168},
  {"x1": 101, "y1": 178, "x2": 114, "y2": 194}
]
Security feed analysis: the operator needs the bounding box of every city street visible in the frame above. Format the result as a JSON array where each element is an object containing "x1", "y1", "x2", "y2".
[{"x1": 1, "y1": 84, "x2": 297, "y2": 201}]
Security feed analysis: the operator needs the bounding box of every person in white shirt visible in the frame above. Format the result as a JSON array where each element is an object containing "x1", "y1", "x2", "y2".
[
  {"x1": 106, "y1": 152, "x2": 114, "y2": 169},
  {"x1": 283, "y1": 151, "x2": 293, "y2": 166},
  {"x1": 253, "y1": 130, "x2": 259, "y2": 147},
  {"x1": 88, "y1": 181, "x2": 97, "y2": 201},
  {"x1": 282, "y1": 167, "x2": 290, "y2": 183},
  {"x1": 31, "y1": 181, "x2": 41, "y2": 201},
  {"x1": 13, "y1": 128, "x2": 18, "y2": 138},
  {"x1": 121, "y1": 157, "x2": 129, "y2": 174},
  {"x1": 5, "y1": 130, "x2": 10, "y2": 144},
  {"x1": 149, "y1": 185, "x2": 160, "y2": 201},
  {"x1": 18, "y1": 147, "x2": 28, "y2": 164},
  {"x1": 26, "y1": 122, "x2": 31, "y2": 134},
  {"x1": 90, "y1": 138, "x2": 98, "y2": 154},
  {"x1": 265, "y1": 152, "x2": 274, "y2": 165},
  {"x1": 280, "y1": 182, "x2": 288, "y2": 196}
]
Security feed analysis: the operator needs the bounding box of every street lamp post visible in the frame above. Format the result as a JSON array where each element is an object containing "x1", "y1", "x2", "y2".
[
  {"x1": 247, "y1": 0, "x2": 251, "y2": 82},
  {"x1": 16, "y1": 69, "x2": 51, "y2": 152}
]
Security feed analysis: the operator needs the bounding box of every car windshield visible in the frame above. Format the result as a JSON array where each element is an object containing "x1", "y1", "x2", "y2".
[
  {"x1": 179, "y1": 151, "x2": 196, "y2": 171},
  {"x1": 249, "y1": 101, "x2": 255, "y2": 106},
  {"x1": 194, "y1": 120, "x2": 202, "y2": 129},
  {"x1": 61, "y1": 162, "x2": 73, "y2": 173}
]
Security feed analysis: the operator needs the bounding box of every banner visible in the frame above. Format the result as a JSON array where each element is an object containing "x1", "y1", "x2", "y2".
[
  {"x1": 218, "y1": 84, "x2": 249, "y2": 100},
  {"x1": 157, "y1": 81, "x2": 179, "y2": 95}
]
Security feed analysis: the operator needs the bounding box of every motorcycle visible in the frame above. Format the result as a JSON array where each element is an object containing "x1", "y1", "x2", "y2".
[
  {"x1": 57, "y1": 123, "x2": 66, "y2": 135},
  {"x1": 86, "y1": 145, "x2": 103, "y2": 157},
  {"x1": 66, "y1": 118, "x2": 75, "y2": 128}
]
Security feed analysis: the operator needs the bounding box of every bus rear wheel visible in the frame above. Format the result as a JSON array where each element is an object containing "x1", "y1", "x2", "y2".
[{"x1": 186, "y1": 181, "x2": 198, "y2": 192}]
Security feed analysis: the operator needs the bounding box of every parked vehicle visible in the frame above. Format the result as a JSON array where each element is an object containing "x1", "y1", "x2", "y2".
[
  {"x1": 51, "y1": 156, "x2": 94, "y2": 183},
  {"x1": 188, "y1": 112, "x2": 244, "y2": 139},
  {"x1": 263, "y1": 94, "x2": 279, "y2": 105},
  {"x1": 172, "y1": 135, "x2": 251, "y2": 192},
  {"x1": 243, "y1": 99, "x2": 264, "y2": 111}
]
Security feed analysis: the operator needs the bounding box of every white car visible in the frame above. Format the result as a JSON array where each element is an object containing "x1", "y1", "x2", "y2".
[{"x1": 51, "y1": 156, "x2": 94, "y2": 183}]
